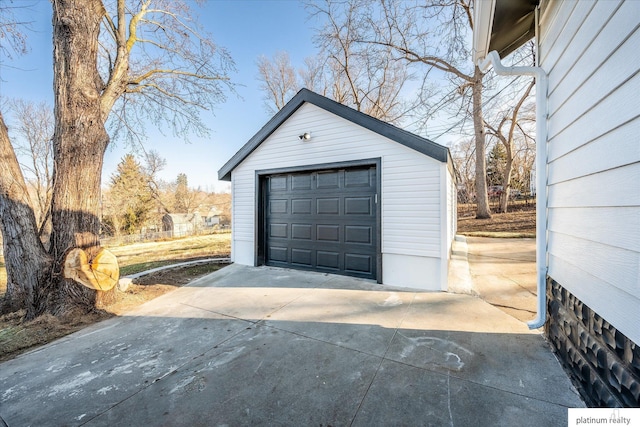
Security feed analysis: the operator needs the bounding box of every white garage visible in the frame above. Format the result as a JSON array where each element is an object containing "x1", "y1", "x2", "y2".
[{"x1": 218, "y1": 89, "x2": 456, "y2": 291}]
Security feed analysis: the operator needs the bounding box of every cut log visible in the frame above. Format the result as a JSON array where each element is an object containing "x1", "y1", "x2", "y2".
[{"x1": 63, "y1": 247, "x2": 120, "y2": 291}]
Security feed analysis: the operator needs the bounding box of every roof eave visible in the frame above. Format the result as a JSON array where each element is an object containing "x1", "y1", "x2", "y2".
[
  {"x1": 472, "y1": 0, "x2": 537, "y2": 63},
  {"x1": 472, "y1": 0, "x2": 497, "y2": 64},
  {"x1": 218, "y1": 88, "x2": 450, "y2": 181}
]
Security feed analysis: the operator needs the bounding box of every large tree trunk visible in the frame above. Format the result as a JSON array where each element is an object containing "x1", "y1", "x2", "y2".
[
  {"x1": 0, "y1": 113, "x2": 53, "y2": 319},
  {"x1": 472, "y1": 67, "x2": 492, "y2": 219},
  {"x1": 47, "y1": 0, "x2": 111, "y2": 314}
]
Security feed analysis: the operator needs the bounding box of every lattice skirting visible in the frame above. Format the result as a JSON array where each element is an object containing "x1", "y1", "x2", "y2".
[{"x1": 545, "y1": 278, "x2": 640, "y2": 407}]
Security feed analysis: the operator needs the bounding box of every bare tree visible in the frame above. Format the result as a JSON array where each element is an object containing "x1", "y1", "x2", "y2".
[
  {"x1": 8, "y1": 100, "x2": 54, "y2": 238},
  {"x1": 330, "y1": 0, "x2": 491, "y2": 217},
  {"x1": 256, "y1": 0, "x2": 414, "y2": 123},
  {"x1": 308, "y1": 0, "x2": 413, "y2": 124},
  {"x1": 450, "y1": 137, "x2": 476, "y2": 203},
  {"x1": 298, "y1": 55, "x2": 325, "y2": 94},
  {"x1": 0, "y1": 0, "x2": 234, "y2": 318},
  {"x1": 485, "y1": 78, "x2": 535, "y2": 212},
  {"x1": 257, "y1": 51, "x2": 299, "y2": 114},
  {"x1": 140, "y1": 149, "x2": 172, "y2": 216},
  {"x1": 0, "y1": 1, "x2": 29, "y2": 59}
]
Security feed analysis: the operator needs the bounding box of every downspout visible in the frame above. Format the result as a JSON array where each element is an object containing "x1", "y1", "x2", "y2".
[{"x1": 477, "y1": 50, "x2": 548, "y2": 330}]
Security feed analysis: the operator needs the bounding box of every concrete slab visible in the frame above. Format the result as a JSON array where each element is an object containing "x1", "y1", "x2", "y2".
[
  {"x1": 0, "y1": 253, "x2": 584, "y2": 427},
  {"x1": 353, "y1": 360, "x2": 571, "y2": 427},
  {"x1": 464, "y1": 236, "x2": 538, "y2": 322},
  {"x1": 87, "y1": 323, "x2": 382, "y2": 426}
]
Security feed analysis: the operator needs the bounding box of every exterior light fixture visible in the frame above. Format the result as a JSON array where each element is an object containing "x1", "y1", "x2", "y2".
[{"x1": 299, "y1": 132, "x2": 311, "y2": 141}]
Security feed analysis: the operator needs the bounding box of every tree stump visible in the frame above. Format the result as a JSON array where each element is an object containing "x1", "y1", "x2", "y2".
[{"x1": 63, "y1": 247, "x2": 120, "y2": 291}]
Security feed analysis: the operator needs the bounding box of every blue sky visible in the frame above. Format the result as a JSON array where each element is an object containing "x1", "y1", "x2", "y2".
[{"x1": 1, "y1": 0, "x2": 321, "y2": 191}]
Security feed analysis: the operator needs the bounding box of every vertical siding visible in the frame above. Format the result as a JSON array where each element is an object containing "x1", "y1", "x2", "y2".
[
  {"x1": 540, "y1": 0, "x2": 640, "y2": 343},
  {"x1": 230, "y1": 102, "x2": 445, "y2": 273}
]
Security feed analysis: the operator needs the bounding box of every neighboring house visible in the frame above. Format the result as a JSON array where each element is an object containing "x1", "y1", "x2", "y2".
[
  {"x1": 473, "y1": 0, "x2": 639, "y2": 407},
  {"x1": 218, "y1": 89, "x2": 456, "y2": 290},
  {"x1": 202, "y1": 206, "x2": 221, "y2": 228},
  {"x1": 162, "y1": 213, "x2": 202, "y2": 237}
]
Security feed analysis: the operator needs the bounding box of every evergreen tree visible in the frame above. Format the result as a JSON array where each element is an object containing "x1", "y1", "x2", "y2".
[
  {"x1": 174, "y1": 173, "x2": 190, "y2": 213},
  {"x1": 106, "y1": 154, "x2": 154, "y2": 235},
  {"x1": 486, "y1": 143, "x2": 507, "y2": 187}
]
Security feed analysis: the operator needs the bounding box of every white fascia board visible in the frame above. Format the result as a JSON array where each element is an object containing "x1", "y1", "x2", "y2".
[{"x1": 472, "y1": 0, "x2": 497, "y2": 64}]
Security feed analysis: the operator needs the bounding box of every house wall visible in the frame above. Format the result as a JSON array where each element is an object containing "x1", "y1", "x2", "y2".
[
  {"x1": 230, "y1": 102, "x2": 450, "y2": 290},
  {"x1": 539, "y1": 0, "x2": 640, "y2": 406}
]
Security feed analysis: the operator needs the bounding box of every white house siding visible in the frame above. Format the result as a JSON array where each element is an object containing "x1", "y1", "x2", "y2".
[
  {"x1": 540, "y1": 0, "x2": 640, "y2": 343},
  {"x1": 230, "y1": 102, "x2": 447, "y2": 290},
  {"x1": 439, "y1": 165, "x2": 457, "y2": 290}
]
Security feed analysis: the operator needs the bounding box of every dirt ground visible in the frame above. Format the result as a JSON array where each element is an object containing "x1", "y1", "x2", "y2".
[
  {"x1": 457, "y1": 204, "x2": 536, "y2": 236},
  {"x1": 0, "y1": 262, "x2": 227, "y2": 363}
]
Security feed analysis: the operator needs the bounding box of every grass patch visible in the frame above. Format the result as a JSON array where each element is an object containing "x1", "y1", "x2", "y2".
[
  {"x1": 119, "y1": 260, "x2": 181, "y2": 276},
  {"x1": 108, "y1": 233, "x2": 230, "y2": 269},
  {"x1": 0, "y1": 233, "x2": 231, "y2": 299}
]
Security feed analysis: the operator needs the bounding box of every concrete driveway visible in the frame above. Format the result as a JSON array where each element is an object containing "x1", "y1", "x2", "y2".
[{"x1": 0, "y1": 242, "x2": 583, "y2": 426}]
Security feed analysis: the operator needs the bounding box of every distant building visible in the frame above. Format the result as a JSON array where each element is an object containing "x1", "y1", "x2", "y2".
[
  {"x1": 202, "y1": 207, "x2": 221, "y2": 228},
  {"x1": 162, "y1": 213, "x2": 202, "y2": 237}
]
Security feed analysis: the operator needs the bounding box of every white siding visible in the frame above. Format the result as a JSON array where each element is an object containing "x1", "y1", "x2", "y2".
[
  {"x1": 230, "y1": 102, "x2": 446, "y2": 290},
  {"x1": 439, "y1": 164, "x2": 457, "y2": 290},
  {"x1": 540, "y1": 0, "x2": 640, "y2": 343}
]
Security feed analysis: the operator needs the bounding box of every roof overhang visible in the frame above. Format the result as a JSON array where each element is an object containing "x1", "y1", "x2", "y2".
[
  {"x1": 472, "y1": 0, "x2": 538, "y2": 63},
  {"x1": 218, "y1": 88, "x2": 452, "y2": 181}
]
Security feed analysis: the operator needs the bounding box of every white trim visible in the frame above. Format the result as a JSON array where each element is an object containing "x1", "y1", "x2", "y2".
[{"x1": 472, "y1": 0, "x2": 497, "y2": 63}]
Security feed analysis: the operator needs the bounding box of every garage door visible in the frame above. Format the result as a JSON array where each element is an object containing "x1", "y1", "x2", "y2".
[{"x1": 264, "y1": 165, "x2": 378, "y2": 280}]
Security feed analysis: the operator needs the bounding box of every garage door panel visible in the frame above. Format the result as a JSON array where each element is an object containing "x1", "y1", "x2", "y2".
[
  {"x1": 345, "y1": 226, "x2": 372, "y2": 244},
  {"x1": 345, "y1": 168, "x2": 371, "y2": 187},
  {"x1": 269, "y1": 246, "x2": 288, "y2": 262},
  {"x1": 269, "y1": 199, "x2": 288, "y2": 214},
  {"x1": 291, "y1": 224, "x2": 312, "y2": 240},
  {"x1": 317, "y1": 198, "x2": 340, "y2": 214},
  {"x1": 265, "y1": 166, "x2": 377, "y2": 280},
  {"x1": 345, "y1": 254, "x2": 372, "y2": 273},
  {"x1": 345, "y1": 197, "x2": 372, "y2": 215},
  {"x1": 317, "y1": 251, "x2": 340, "y2": 269},
  {"x1": 291, "y1": 249, "x2": 312, "y2": 266},
  {"x1": 291, "y1": 174, "x2": 312, "y2": 190},
  {"x1": 270, "y1": 176, "x2": 288, "y2": 191},
  {"x1": 269, "y1": 223, "x2": 288, "y2": 238},
  {"x1": 317, "y1": 224, "x2": 340, "y2": 241},
  {"x1": 317, "y1": 171, "x2": 340, "y2": 188},
  {"x1": 291, "y1": 198, "x2": 312, "y2": 214}
]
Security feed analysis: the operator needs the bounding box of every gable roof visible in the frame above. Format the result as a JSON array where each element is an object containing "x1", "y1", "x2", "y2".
[{"x1": 218, "y1": 88, "x2": 451, "y2": 181}]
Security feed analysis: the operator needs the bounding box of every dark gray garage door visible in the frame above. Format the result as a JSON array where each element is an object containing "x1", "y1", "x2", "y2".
[{"x1": 264, "y1": 165, "x2": 378, "y2": 280}]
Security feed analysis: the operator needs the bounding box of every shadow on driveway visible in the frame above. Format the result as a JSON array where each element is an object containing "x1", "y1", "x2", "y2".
[{"x1": 0, "y1": 264, "x2": 583, "y2": 426}]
